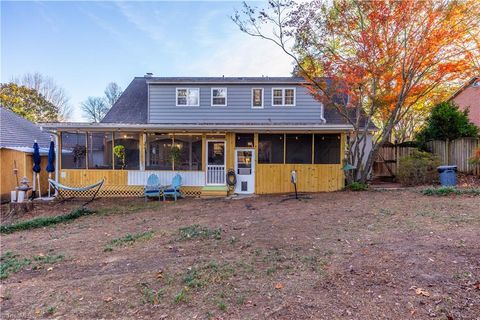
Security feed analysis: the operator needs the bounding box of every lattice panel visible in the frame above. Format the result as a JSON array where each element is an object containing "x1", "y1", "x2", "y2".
[{"x1": 58, "y1": 185, "x2": 202, "y2": 198}]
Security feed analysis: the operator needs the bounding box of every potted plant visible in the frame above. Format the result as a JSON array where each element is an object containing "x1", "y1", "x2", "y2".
[
  {"x1": 114, "y1": 145, "x2": 126, "y2": 169},
  {"x1": 169, "y1": 145, "x2": 181, "y2": 170},
  {"x1": 72, "y1": 144, "x2": 86, "y2": 168}
]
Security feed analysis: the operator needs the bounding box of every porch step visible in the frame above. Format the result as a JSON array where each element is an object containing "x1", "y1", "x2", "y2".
[{"x1": 201, "y1": 185, "x2": 229, "y2": 198}]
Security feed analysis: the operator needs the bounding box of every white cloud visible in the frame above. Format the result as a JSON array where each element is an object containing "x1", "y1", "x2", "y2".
[{"x1": 179, "y1": 29, "x2": 295, "y2": 76}]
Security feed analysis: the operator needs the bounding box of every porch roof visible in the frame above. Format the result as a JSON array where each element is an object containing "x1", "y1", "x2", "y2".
[{"x1": 39, "y1": 122, "x2": 354, "y2": 133}]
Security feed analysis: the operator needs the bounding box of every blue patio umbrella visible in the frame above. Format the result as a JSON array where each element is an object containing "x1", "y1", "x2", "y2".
[
  {"x1": 46, "y1": 140, "x2": 55, "y2": 173},
  {"x1": 46, "y1": 140, "x2": 55, "y2": 197},
  {"x1": 33, "y1": 141, "x2": 41, "y2": 198}
]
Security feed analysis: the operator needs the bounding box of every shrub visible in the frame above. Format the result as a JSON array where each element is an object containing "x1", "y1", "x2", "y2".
[
  {"x1": 397, "y1": 150, "x2": 441, "y2": 186},
  {"x1": 469, "y1": 147, "x2": 480, "y2": 166},
  {"x1": 416, "y1": 101, "x2": 478, "y2": 145},
  {"x1": 422, "y1": 186, "x2": 480, "y2": 196},
  {"x1": 344, "y1": 182, "x2": 368, "y2": 191}
]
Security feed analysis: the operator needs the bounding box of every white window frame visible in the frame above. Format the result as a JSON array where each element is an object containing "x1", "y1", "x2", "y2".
[
  {"x1": 176, "y1": 88, "x2": 200, "y2": 107},
  {"x1": 211, "y1": 87, "x2": 227, "y2": 107},
  {"x1": 251, "y1": 88, "x2": 264, "y2": 109},
  {"x1": 271, "y1": 87, "x2": 296, "y2": 107}
]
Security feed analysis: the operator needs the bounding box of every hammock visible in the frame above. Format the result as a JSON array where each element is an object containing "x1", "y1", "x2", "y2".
[{"x1": 48, "y1": 179, "x2": 104, "y2": 205}]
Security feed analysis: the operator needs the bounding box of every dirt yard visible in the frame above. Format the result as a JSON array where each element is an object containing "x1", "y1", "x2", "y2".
[{"x1": 1, "y1": 190, "x2": 479, "y2": 320}]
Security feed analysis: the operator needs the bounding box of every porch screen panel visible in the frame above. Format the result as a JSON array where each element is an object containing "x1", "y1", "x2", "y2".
[
  {"x1": 114, "y1": 132, "x2": 140, "y2": 170},
  {"x1": 258, "y1": 134, "x2": 284, "y2": 164},
  {"x1": 235, "y1": 133, "x2": 254, "y2": 148},
  {"x1": 174, "y1": 135, "x2": 202, "y2": 171},
  {"x1": 146, "y1": 134, "x2": 172, "y2": 170},
  {"x1": 87, "y1": 132, "x2": 113, "y2": 169},
  {"x1": 285, "y1": 134, "x2": 312, "y2": 164},
  {"x1": 61, "y1": 131, "x2": 86, "y2": 169},
  {"x1": 314, "y1": 134, "x2": 341, "y2": 164}
]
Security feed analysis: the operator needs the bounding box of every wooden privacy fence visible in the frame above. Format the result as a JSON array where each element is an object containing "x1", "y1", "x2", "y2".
[
  {"x1": 426, "y1": 138, "x2": 479, "y2": 175},
  {"x1": 372, "y1": 143, "x2": 417, "y2": 178},
  {"x1": 373, "y1": 138, "x2": 480, "y2": 179}
]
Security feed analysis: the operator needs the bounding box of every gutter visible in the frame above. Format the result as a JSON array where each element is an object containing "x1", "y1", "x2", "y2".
[{"x1": 40, "y1": 122, "x2": 354, "y2": 132}]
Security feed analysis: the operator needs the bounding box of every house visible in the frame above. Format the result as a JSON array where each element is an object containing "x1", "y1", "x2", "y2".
[
  {"x1": 42, "y1": 75, "x2": 366, "y2": 198},
  {"x1": 0, "y1": 107, "x2": 51, "y2": 202},
  {"x1": 449, "y1": 76, "x2": 480, "y2": 127}
]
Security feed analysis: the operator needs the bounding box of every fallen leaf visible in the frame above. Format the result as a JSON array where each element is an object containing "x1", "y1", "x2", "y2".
[
  {"x1": 104, "y1": 297, "x2": 113, "y2": 302},
  {"x1": 275, "y1": 283, "x2": 284, "y2": 290},
  {"x1": 156, "y1": 271, "x2": 164, "y2": 279},
  {"x1": 474, "y1": 282, "x2": 480, "y2": 290},
  {"x1": 415, "y1": 288, "x2": 430, "y2": 297}
]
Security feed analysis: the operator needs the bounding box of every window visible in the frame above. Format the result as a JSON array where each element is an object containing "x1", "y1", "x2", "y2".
[
  {"x1": 176, "y1": 88, "x2": 200, "y2": 106},
  {"x1": 146, "y1": 134, "x2": 172, "y2": 170},
  {"x1": 114, "y1": 132, "x2": 140, "y2": 169},
  {"x1": 252, "y1": 88, "x2": 264, "y2": 108},
  {"x1": 314, "y1": 134, "x2": 341, "y2": 164},
  {"x1": 272, "y1": 88, "x2": 296, "y2": 106},
  {"x1": 87, "y1": 132, "x2": 113, "y2": 169},
  {"x1": 272, "y1": 89, "x2": 283, "y2": 106},
  {"x1": 211, "y1": 88, "x2": 227, "y2": 106},
  {"x1": 285, "y1": 89, "x2": 295, "y2": 105},
  {"x1": 174, "y1": 135, "x2": 203, "y2": 171},
  {"x1": 146, "y1": 134, "x2": 203, "y2": 171},
  {"x1": 285, "y1": 134, "x2": 312, "y2": 164},
  {"x1": 61, "y1": 132, "x2": 87, "y2": 169},
  {"x1": 258, "y1": 134, "x2": 284, "y2": 164},
  {"x1": 235, "y1": 133, "x2": 254, "y2": 147}
]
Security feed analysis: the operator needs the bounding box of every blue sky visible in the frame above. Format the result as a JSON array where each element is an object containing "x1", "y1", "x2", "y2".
[{"x1": 1, "y1": 1, "x2": 294, "y2": 121}]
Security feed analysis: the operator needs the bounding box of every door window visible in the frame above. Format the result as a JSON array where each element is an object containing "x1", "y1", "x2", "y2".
[
  {"x1": 207, "y1": 141, "x2": 225, "y2": 165},
  {"x1": 237, "y1": 150, "x2": 252, "y2": 175}
]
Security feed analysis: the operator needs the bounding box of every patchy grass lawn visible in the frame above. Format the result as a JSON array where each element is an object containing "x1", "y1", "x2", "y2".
[{"x1": 1, "y1": 191, "x2": 479, "y2": 319}]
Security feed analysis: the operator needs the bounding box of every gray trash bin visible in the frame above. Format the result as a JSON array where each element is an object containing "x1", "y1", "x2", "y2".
[{"x1": 437, "y1": 165, "x2": 457, "y2": 186}]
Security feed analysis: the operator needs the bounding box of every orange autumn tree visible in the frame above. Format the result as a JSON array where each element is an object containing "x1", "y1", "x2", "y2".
[{"x1": 233, "y1": 0, "x2": 480, "y2": 183}]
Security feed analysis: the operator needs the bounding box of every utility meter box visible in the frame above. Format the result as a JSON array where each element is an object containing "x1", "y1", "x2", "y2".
[{"x1": 291, "y1": 170, "x2": 297, "y2": 184}]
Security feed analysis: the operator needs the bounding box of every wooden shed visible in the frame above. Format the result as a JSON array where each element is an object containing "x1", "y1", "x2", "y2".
[{"x1": 0, "y1": 107, "x2": 53, "y2": 203}]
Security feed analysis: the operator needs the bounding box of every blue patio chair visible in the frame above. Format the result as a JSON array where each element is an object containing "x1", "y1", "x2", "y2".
[
  {"x1": 163, "y1": 174, "x2": 182, "y2": 202},
  {"x1": 144, "y1": 174, "x2": 162, "y2": 202}
]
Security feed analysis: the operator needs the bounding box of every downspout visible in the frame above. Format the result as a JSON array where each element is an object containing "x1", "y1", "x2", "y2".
[{"x1": 320, "y1": 103, "x2": 326, "y2": 123}]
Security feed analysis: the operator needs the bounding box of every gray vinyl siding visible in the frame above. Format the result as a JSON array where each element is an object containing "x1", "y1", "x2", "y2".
[{"x1": 148, "y1": 84, "x2": 325, "y2": 124}]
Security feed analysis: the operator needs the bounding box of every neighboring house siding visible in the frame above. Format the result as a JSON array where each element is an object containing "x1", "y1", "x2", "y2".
[
  {"x1": 452, "y1": 84, "x2": 480, "y2": 128},
  {"x1": 148, "y1": 84, "x2": 325, "y2": 124}
]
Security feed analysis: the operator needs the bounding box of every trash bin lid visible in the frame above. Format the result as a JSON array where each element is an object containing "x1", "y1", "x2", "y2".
[{"x1": 437, "y1": 165, "x2": 457, "y2": 172}]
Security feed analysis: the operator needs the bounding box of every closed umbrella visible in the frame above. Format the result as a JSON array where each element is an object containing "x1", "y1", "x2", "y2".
[
  {"x1": 46, "y1": 139, "x2": 55, "y2": 197},
  {"x1": 33, "y1": 140, "x2": 41, "y2": 198}
]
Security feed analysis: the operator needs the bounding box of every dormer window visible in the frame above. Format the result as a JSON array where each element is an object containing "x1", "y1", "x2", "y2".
[
  {"x1": 272, "y1": 88, "x2": 296, "y2": 106},
  {"x1": 211, "y1": 88, "x2": 227, "y2": 106},
  {"x1": 176, "y1": 88, "x2": 199, "y2": 106}
]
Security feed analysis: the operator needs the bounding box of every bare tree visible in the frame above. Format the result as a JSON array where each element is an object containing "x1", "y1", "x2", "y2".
[
  {"x1": 104, "y1": 82, "x2": 123, "y2": 107},
  {"x1": 81, "y1": 97, "x2": 109, "y2": 123},
  {"x1": 13, "y1": 72, "x2": 72, "y2": 121}
]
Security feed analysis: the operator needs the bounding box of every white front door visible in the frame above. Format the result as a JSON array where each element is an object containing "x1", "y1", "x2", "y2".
[
  {"x1": 234, "y1": 148, "x2": 255, "y2": 194},
  {"x1": 206, "y1": 140, "x2": 226, "y2": 185}
]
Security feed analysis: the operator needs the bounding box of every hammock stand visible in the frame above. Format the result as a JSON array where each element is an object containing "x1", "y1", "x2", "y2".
[{"x1": 48, "y1": 179, "x2": 104, "y2": 205}]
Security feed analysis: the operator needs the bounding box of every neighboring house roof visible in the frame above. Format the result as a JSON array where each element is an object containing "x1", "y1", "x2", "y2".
[
  {"x1": 448, "y1": 76, "x2": 480, "y2": 101},
  {"x1": 0, "y1": 106, "x2": 52, "y2": 152}
]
